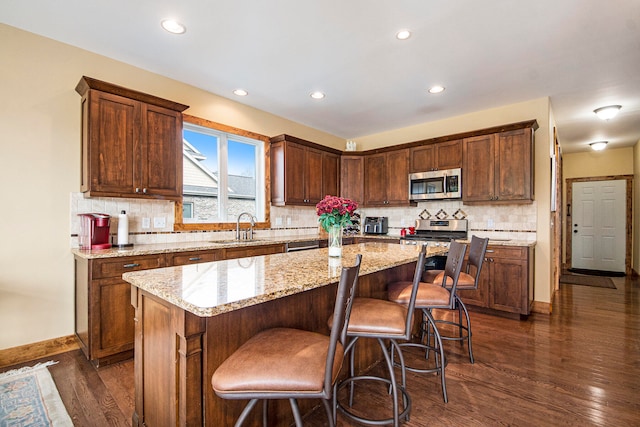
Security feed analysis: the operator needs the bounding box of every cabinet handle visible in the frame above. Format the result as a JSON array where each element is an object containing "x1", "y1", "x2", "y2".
[
  {"x1": 143, "y1": 188, "x2": 148, "y2": 194},
  {"x1": 135, "y1": 188, "x2": 140, "y2": 193},
  {"x1": 123, "y1": 263, "x2": 141, "y2": 268},
  {"x1": 486, "y1": 249, "x2": 495, "y2": 253},
  {"x1": 188, "y1": 257, "x2": 202, "y2": 261}
]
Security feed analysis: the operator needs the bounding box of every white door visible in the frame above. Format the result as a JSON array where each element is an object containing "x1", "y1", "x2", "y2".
[{"x1": 571, "y1": 180, "x2": 625, "y2": 272}]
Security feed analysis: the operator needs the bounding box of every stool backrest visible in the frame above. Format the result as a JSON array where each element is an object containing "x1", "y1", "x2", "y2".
[
  {"x1": 439, "y1": 241, "x2": 468, "y2": 306},
  {"x1": 403, "y1": 245, "x2": 428, "y2": 339},
  {"x1": 465, "y1": 236, "x2": 489, "y2": 286},
  {"x1": 324, "y1": 254, "x2": 362, "y2": 395}
]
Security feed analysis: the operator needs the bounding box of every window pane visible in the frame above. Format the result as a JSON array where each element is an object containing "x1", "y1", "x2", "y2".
[
  {"x1": 183, "y1": 129, "x2": 220, "y2": 222},
  {"x1": 226, "y1": 139, "x2": 257, "y2": 221}
]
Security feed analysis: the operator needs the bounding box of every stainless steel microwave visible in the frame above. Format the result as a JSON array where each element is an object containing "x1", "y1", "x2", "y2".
[{"x1": 408, "y1": 168, "x2": 462, "y2": 200}]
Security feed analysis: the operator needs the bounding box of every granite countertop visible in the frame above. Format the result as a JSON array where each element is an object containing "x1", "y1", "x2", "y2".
[
  {"x1": 122, "y1": 242, "x2": 445, "y2": 318},
  {"x1": 71, "y1": 233, "x2": 402, "y2": 259},
  {"x1": 461, "y1": 239, "x2": 536, "y2": 248}
]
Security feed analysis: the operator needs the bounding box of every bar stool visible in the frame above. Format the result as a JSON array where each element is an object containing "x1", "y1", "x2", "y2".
[
  {"x1": 211, "y1": 255, "x2": 362, "y2": 427},
  {"x1": 331, "y1": 245, "x2": 427, "y2": 427},
  {"x1": 387, "y1": 241, "x2": 467, "y2": 403},
  {"x1": 426, "y1": 236, "x2": 489, "y2": 363}
]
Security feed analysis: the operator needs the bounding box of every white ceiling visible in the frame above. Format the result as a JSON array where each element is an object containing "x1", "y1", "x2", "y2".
[{"x1": 2, "y1": 0, "x2": 639, "y2": 153}]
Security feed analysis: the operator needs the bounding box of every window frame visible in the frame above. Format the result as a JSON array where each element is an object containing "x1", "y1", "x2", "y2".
[{"x1": 174, "y1": 114, "x2": 271, "y2": 231}]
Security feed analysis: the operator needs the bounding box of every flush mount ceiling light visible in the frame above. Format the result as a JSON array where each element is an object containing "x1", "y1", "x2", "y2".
[
  {"x1": 233, "y1": 89, "x2": 248, "y2": 96},
  {"x1": 593, "y1": 105, "x2": 621, "y2": 120},
  {"x1": 396, "y1": 29, "x2": 411, "y2": 40},
  {"x1": 589, "y1": 141, "x2": 608, "y2": 151},
  {"x1": 428, "y1": 85, "x2": 445, "y2": 94},
  {"x1": 310, "y1": 91, "x2": 325, "y2": 100},
  {"x1": 161, "y1": 19, "x2": 186, "y2": 34}
]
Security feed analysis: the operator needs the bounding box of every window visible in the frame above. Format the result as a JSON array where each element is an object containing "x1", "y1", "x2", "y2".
[{"x1": 175, "y1": 115, "x2": 270, "y2": 230}]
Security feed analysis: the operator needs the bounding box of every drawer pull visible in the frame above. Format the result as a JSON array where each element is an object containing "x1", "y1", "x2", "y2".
[
  {"x1": 486, "y1": 250, "x2": 495, "y2": 253},
  {"x1": 188, "y1": 257, "x2": 202, "y2": 261},
  {"x1": 123, "y1": 263, "x2": 141, "y2": 268}
]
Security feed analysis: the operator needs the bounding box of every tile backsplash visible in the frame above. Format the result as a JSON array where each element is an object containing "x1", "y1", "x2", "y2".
[{"x1": 70, "y1": 192, "x2": 536, "y2": 247}]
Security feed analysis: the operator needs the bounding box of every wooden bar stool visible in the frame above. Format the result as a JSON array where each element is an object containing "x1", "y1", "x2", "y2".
[
  {"x1": 387, "y1": 241, "x2": 467, "y2": 403},
  {"x1": 426, "y1": 236, "x2": 488, "y2": 363},
  {"x1": 211, "y1": 255, "x2": 362, "y2": 427},
  {"x1": 331, "y1": 246, "x2": 427, "y2": 427}
]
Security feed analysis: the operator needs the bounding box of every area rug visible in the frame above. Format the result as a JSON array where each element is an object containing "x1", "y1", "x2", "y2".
[
  {"x1": 0, "y1": 361, "x2": 73, "y2": 426},
  {"x1": 560, "y1": 274, "x2": 616, "y2": 289}
]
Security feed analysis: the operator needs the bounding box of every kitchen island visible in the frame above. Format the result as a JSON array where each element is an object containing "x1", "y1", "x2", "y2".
[{"x1": 123, "y1": 242, "x2": 442, "y2": 427}]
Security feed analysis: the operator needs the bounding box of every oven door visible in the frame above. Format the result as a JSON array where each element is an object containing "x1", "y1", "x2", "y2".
[{"x1": 409, "y1": 172, "x2": 446, "y2": 200}]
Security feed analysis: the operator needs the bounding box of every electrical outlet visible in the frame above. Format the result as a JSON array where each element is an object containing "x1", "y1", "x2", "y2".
[
  {"x1": 286, "y1": 216, "x2": 292, "y2": 226},
  {"x1": 275, "y1": 217, "x2": 283, "y2": 226},
  {"x1": 153, "y1": 217, "x2": 166, "y2": 228},
  {"x1": 142, "y1": 217, "x2": 151, "y2": 229},
  {"x1": 488, "y1": 218, "x2": 495, "y2": 228}
]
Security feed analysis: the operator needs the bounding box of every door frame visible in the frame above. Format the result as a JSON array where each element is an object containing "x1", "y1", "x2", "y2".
[{"x1": 565, "y1": 175, "x2": 633, "y2": 276}]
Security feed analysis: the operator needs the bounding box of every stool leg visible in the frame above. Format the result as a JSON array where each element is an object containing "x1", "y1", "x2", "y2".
[
  {"x1": 457, "y1": 295, "x2": 474, "y2": 364},
  {"x1": 377, "y1": 338, "x2": 400, "y2": 427},
  {"x1": 322, "y1": 398, "x2": 335, "y2": 427},
  {"x1": 289, "y1": 398, "x2": 304, "y2": 427},
  {"x1": 422, "y1": 309, "x2": 448, "y2": 403},
  {"x1": 235, "y1": 398, "x2": 260, "y2": 427}
]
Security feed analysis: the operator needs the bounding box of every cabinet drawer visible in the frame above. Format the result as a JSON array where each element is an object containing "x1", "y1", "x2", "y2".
[
  {"x1": 486, "y1": 246, "x2": 526, "y2": 259},
  {"x1": 168, "y1": 251, "x2": 218, "y2": 266},
  {"x1": 92, "y1": 255, "x2": 165, "y2": 279},
  {"x1": 223, "y1": 244, "x2": 285, "y2": 260}
]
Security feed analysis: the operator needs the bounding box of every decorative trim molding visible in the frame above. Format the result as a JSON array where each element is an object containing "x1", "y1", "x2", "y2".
[{"x1": 0, "y1": 335, "x2": 79, "y2": 369}]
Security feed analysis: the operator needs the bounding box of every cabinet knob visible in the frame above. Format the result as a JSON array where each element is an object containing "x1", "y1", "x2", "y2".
[
  {"x1": 143, "y1": 188, "x2": 148, "y2": 194},
  {"x1": 135, "y1": 187, "x2": 140, "y2": 193}
]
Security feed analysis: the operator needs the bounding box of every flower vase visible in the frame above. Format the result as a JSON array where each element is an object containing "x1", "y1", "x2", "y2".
[{"x1": 327, "y1": 225, "x2": 343, "y2": 257}]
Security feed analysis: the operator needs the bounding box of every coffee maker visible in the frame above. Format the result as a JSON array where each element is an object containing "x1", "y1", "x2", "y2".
[{"x1": 78, "y1": 213, "x2": 112, "y2": 249}]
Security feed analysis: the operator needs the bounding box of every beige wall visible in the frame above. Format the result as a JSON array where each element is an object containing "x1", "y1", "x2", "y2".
[
  {"x1": 0, "y1": 24, "x2": 343, "y2": 350},
  {"x1": 633, "y1": 143, "x2": 640, "y2": 272},
  {"x1": 355, "y1": 98, "x2": 555, "y2": 309}
]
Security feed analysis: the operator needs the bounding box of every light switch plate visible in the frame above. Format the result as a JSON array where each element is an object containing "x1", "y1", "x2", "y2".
[
  {"x1": 153, "y1": 217, "x2": 166, "y2": 228},
  {"x1": 142, "y1": 217, "x2": 151, "y2": 229}
]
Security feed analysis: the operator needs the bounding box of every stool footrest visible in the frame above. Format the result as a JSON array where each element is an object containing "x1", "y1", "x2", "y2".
[{"x1": 336, "y1": 376, "x2": 411, "y2": 426}]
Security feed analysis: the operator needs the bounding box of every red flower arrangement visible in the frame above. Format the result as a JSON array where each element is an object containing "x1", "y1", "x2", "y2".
[{"x1": 316, "y1": 195, "x2": 358, "y2": 232}]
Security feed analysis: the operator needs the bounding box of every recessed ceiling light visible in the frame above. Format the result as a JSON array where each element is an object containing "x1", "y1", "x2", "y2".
[
  {"x1": 310, "y1": 91, "x2": 325, "y2": 100},
  {"x1": 428, "y1": 85, "x2": 445, "y2": 94},
  {"x1": 161, "y1": 19, "x2": 186, "y2": 34},
  {"x1": 396, "y1": 30, "x2": 411, "y2": 40},
  {"x1": 233, "y1": 89, "x2": 248, "y2": 96},
  {"x1": 593, "y1": 105, "x2": 621, "y2": 120},
  {"x1": 589, "y1": 141, "x2": 608, "y2": 151}
]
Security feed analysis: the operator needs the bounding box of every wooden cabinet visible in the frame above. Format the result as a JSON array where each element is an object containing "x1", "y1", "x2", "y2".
[
  {"x1": 75, "y1": 76, "x2": 188, "y2": 200},
  {"x1": 458, "y1": 245, "x2": 534, "y2": 316},
  {"x1": 340, "y1": 155, "x2": 364, "y2": 204},
  {"x1": 270, "y1": 135, "x2": 342, "y2": 206},
  {"x1": 74, "y1": 253, "x2": 166, "y2": 366},
  {"x1": 462, "y1": 127, "x2": 534, "y2": 203},
  {"x1": 364, "y1": 149, "x2": 414, "y2": 206},
  {"x1": 410, "y1": 139, "x2": 462, "y2": 172},
  {"x1": 222, "y1": 243, "x2": 285, "y2": 260},
  {"x1": 166, "y1": 250, "x2": 220, "y2": 266}
]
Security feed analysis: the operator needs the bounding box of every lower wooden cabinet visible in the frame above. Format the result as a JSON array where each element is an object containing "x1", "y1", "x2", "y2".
[{"x1": 457, "y1": 245, "x2": 534, "y2": 316}]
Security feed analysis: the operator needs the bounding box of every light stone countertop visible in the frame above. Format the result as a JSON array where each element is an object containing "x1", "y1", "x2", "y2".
[{"x1": 122, "y1": 242, "x2": 445, "y2": 318}]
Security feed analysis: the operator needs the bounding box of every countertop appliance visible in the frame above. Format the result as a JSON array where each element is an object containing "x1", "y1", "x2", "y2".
[
  {"x1": 409, "y1": 168, "x2": 461, "y2": 201},
  {"x1": 400, "y1": 219, "x2": 468, "y2": 270},
  {"x1": 78, "y1": 213, "x2": 112, "y2": 250},
  {"x1": 363, "y1": 217, "x2": 389, "y2": 235}
]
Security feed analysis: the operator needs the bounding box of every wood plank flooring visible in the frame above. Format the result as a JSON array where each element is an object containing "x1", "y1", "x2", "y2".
[{"x1": 2, "y1": 274, "x2": 638, "y2": 426}]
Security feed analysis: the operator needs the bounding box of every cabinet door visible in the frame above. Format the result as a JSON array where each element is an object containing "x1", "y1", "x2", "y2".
[
  {"x1": 322, "y1": 152, "x2": 340, "y2": 198},
  {"x1": 385, "y1": 149, "x2": 410, "y2": 205},
  {"x1": 462, "y1": 134, "x2": 496, "y2": 201},
  {"x1": 435, "y1": 139, "x2": 462, "y2": 169},
  {"x1": 88, "y1": 90, "x2": 138, "y2": 195},
  {"x1": 457, "y1": 265, "x2": 489, "y2": 308},
  {"x1": 284, "y1": 142, "x2": 307, "y2": 204},
  {"x1": 410, "y1": 144, "x2": 436, "y2": 172},
  {"x1": 140, "y1": 104, "x2": 183, "y2": 198},
  {"x1": 91, "y1": 278, "x2": 135, "y2": 359},
  {"x1": 489, "y1": 253, "x2": 528, "y2": 314},
  {"x1": 495, "y1": 128, "x2": 533, "y2": 201},
  {"x1": 340, "y1": 155, "x2": 364, "y2": 204},
  {"x1": 363, "y1": 153, "x2": 387, "y2": 206},
  {"x1": 305, "y1": 147, "x2": 324, "y2": 203}
]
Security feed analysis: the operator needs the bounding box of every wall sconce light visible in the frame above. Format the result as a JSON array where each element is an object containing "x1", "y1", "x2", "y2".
[
  {"x1": 593, "y1": 105, "x2": 621, "y2": 120},
  {"x1": 589, "y1": 141, "x2": 608, "y2": 151}
]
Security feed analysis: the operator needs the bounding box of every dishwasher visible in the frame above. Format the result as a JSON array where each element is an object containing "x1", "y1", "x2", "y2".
[{"x1": 285, "y1": 240, "x2": 320, "y2": 252}]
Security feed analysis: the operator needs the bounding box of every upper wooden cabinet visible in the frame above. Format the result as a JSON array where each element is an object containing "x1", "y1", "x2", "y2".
[
  {"x1": 76, "y1": 76, "x2": 189, "y2": 200},
  {"x1": 462, "y1": 127, "x2": 534, "y2": 203},
  {"x1": 364, "y1": 149, "x2": 414, "y2": 207},
  {"x1": 270, "y1": 135, "x2": 341, "y2": 206},
  {"x1": 340, "y1": 155, "x2": 364, "y2": 204},
  {"x1": 410, "y1": 139, "x2": 462, "y2": 172}
]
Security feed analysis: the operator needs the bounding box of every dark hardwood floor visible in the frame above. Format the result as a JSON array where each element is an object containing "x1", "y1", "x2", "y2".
[{"x1": 3, "y1": 274, "x2": 638, "y2": 426}]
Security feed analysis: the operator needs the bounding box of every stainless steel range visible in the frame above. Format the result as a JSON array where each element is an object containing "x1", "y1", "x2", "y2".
[{"x1": 400, "y1": 219, "x2": 468, "y2": 270}]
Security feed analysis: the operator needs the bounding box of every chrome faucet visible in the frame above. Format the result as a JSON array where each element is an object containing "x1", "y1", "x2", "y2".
[{"x1": 236, "y1": 212, "x2": 256, "y2": 240}]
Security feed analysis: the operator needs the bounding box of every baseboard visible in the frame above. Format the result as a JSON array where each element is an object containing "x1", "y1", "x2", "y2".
[
  {"x1": 531, "y1": 300, "x2": 551, "y2": 315},
  {"x1": 0, "y1": 335, "x2": 79, "y2": 369}
]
